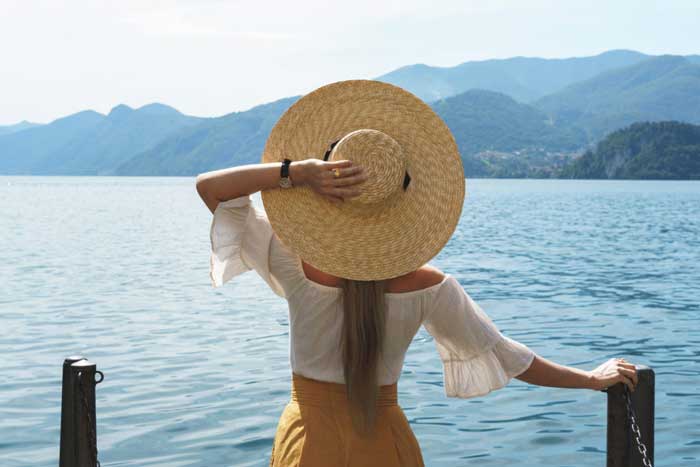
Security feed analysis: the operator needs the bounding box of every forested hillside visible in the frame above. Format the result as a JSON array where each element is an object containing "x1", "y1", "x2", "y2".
[{"x1": 559, "y1": 121, "x2": 700, "y2": 179}]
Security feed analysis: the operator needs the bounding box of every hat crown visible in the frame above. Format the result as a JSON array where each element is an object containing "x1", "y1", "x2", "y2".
[{"x1": 329, "y1": 129, "x2": 406, "y2": 207}]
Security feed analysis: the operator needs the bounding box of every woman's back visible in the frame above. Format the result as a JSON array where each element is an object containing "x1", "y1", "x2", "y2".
[
  {"x1": 209, "y1": 194, "x2": 535, "y2": 390},
  {"x1": 289, "y1": 260, "x2": 453, "y2": 386}
]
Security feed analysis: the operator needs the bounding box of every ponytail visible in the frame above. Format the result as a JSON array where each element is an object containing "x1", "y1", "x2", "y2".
[{"x1": 339, "y1": 278, "x2": 387, "y2": 436}]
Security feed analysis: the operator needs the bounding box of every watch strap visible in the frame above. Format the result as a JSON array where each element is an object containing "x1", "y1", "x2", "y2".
[{"x1": 281, "y1": 158, "x2": 292, "y2": 178}]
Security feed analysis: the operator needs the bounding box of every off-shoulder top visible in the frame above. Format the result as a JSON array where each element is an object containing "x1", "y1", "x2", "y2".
[{"x1": 209, "y1": 195, "x2": 536, "y2": 398}]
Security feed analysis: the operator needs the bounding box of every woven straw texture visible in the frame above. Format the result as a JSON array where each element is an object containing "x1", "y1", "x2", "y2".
[{"x1": 261, "y1": 79, "x2": 465, "y2": 281}]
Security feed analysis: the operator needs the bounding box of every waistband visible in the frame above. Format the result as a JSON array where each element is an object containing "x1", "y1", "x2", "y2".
[{"x1": 291, "y1": 372, "x2": 398, "y2": 407}]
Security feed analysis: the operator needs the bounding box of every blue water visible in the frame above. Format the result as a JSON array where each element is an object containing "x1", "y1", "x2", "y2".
[{"x1": 1, "y1": 176, "x2": 698, "y2": 467}]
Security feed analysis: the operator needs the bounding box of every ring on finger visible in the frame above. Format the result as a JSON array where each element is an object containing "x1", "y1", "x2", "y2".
[{"x1": 333, "y1": 168, "x2": 341, "y2": 178}]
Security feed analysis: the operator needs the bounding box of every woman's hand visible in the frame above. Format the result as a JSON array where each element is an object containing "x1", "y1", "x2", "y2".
[
  {"x1": 588, "y1": 357, "x2": 639, "y2": 392},
  {"x1": 291, "y1": 158, "x2": 368, "y2": 204}
]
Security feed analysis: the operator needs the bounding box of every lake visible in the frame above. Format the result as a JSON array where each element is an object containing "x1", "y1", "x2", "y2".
[{"x1": 1, "y1": 176, "x2": 698, "y2": 466}]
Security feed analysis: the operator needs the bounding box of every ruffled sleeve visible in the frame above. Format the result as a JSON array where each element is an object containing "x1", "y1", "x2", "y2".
[
  {"x1": 422, "y1": 276, "x2": 536, "y2": 398},
  {"x1": 209, "y1": 195, "x2": 306, "y2": 299}
]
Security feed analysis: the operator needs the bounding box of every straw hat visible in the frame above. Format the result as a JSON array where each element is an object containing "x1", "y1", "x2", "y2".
[{"x1": 261, "y1": 79, "x2": 465, "y2": 281}]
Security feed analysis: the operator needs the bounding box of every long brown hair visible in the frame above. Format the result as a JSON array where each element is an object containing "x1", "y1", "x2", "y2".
[{"x1": 339, "y1": 277, "x2": 387, "y2": 436}]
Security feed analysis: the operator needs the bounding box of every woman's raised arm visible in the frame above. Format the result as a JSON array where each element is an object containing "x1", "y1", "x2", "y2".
[
  {"x1": 195, "y1": 159, "x2": 367, "y2": 214},
  {"x1": 196, "y1": 162, "x2": 301, "y2": 214},
  {"x1": 516, "y1": 355, "x2": 639, "y2": 393}
]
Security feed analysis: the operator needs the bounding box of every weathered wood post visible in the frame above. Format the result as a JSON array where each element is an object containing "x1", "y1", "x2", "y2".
[
  {"x1": 59, "y1": 356, "x2": 86, "y2": 467},
  {"x1": 606, "y1": 364, "x2": 654, "y2": 467}
]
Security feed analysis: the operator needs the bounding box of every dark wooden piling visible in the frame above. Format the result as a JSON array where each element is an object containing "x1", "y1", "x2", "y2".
[
  {"x1": 59, "y1": 356, "x2": 86, "y2": 467},
  {"x1": 59, "y1": 357, "x2": 104, "y2": 467},
  {"x1": 606, "y1": 364, "x2": 655, "y2": 467}
]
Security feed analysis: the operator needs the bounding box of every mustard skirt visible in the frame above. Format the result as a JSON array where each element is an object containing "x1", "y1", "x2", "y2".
[{"x1": 269, "y1": 373, "x2": 425, "y2": 467}]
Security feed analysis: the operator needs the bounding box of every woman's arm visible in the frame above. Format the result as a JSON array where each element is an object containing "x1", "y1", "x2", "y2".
[
  {"x1": 196, "y1": 159, "x2": 367, "y2": 214},
  {"x1": 516, "y1": 354, "x2": 639, "y2": 392},
  {"x1": 196, "y1": 162, "x2": 302, "y2": 214}
]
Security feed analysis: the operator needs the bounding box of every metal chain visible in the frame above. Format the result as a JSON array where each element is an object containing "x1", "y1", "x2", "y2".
[
  {"x1": 623, "y1": 385, "x2": 653, "y2": 467},
  {"x1": 78, "y1": 372, "x2": 101, "y2": 467}
]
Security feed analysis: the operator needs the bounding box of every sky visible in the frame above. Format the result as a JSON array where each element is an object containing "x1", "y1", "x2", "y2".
[{"x1": 1, "y1": 0, "x2": 698, "y2": 125}]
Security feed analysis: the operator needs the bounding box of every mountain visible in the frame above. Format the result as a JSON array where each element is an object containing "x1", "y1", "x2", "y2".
[
  {"x1": 0, "y1": 110, "x2": 104, "y2": 174},
  {"x1": 114, "y1": 97, "x2": 298, "y2": 175},
  {"x1": 117, "y1": 90, "x2": 586, "y2": 178},
  {"x1": 431, "y1": 89, "x2": 587, "y2": 176},
  {"x1": 60, "y1": 103, "x2": 203, "y2": 175},
  {"x1": 376, "y1": 50, "x2": 650, "y2": 103},
  {"x1": 432, "y1": 89, "x2": 585, "y2": 154},
  {"x1": 0, "y1": 103, "x2": 202, "y2": 175},
  {"x1": 0, "y1": 120, "x2": 43, "y2": 136},
  {"x1": 4, "y1": 50, "x2": 700, "y2": 178},
  {"x1": 559, "y1": 121, "x2": 700, "y2": 179},
  {"x1": 535, "y1": 55, "x2": 700, "y2": 141}
]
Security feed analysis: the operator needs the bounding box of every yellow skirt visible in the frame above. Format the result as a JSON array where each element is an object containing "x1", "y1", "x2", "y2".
[{"x1": 269, "y1": 373, "x2": 425, "y2": 467}]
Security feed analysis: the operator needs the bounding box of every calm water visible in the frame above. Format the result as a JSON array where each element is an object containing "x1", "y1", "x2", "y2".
[{"x1": 1, "y1": 176, "x2": 699, "y2": 467}]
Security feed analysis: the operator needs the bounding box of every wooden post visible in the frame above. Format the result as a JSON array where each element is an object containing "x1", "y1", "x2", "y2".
[
  {"x1": 606, "y1": 364, "x2": 654, "y2": 467},
  {"x1": 59, "y1": 356, "x2": 85, "y2": 467},
  {"x1": 59, "y1": 357, "x2": 103, "y2": 467}
]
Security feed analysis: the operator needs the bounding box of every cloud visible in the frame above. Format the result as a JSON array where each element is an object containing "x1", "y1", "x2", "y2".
[
  {"x1": 1, "y1": 0, "x2": 698, "y2": 124},
  {"x1": 118, "y1": 5, "x2": 293, "y2": 41}
]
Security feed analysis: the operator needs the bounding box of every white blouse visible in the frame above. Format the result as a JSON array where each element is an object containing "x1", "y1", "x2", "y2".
[{"x1": 209, "y1": 195, "x2": 536, "y2": 398}]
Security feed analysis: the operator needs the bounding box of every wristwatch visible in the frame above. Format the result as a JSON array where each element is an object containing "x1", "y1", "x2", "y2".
[{"x1": 279, "y1": 158, "x2": 293, "y2": 188}]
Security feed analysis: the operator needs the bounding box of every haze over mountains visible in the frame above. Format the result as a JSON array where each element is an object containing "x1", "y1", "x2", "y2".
[
  {"x1": 0, "y1": 121, "x2": 41, "y2": 136},
  {"x1": 536, "y1": 55, "x2": 700, "y2": 140},
  {"x1": 0, "y1": 104, "x2": 203, "y2": 175},
  {"x1": 115, "y1": 97, "x2": 297, "y2": 176},
  {"x1": 377, "y1": 49, "x2": 652, "y2": 103},
  {"x1": 2, "y1": 49, "x2": 699, "y2": 178}
]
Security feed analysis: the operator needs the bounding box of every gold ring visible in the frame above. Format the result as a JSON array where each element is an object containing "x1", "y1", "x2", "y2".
[{"x1": 333, "y1": 168, "x2": 340, "y2": 178}]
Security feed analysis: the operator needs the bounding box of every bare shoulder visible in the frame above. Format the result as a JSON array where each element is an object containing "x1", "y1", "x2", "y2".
[
  {"x1": 415, "y1": 264, "x2": 447, "y2": 288},
  {"x1": 386, "y1": 264, "x2": 446, "y2": 293}
]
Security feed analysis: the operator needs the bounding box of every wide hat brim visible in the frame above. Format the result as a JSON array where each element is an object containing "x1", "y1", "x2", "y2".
[{"x1": 261, "y1": 79, "x2": 465, "y2": 281}]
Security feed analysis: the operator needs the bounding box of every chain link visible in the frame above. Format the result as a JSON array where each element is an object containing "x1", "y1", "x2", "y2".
[
  {"x1": 78, "y1": 371, "x2": 101, "y2": 467},
  {"x1": 623, "y1": 385, "x2": 653, "y2": 467}
]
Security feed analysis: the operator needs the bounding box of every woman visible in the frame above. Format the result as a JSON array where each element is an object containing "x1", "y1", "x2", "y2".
[{"x1": 196, "y1": 80, "x2": 639, "y2": 466}]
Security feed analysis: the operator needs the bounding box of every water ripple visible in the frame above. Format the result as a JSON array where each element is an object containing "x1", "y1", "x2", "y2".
[{"x1": 1, "y1": 177, "x2": 699, "y2": 466}]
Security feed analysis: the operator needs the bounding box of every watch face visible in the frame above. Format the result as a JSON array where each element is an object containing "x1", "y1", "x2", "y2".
[{"x1": 279, "y1": 177, "x2": 292, "y2": 188}]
